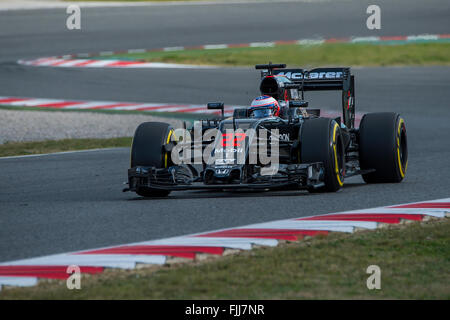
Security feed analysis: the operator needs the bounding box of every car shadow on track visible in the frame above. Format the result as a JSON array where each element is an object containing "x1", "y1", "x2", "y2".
[{"x1": 126, "y1": 182, "x2": 367, "y2": 201}]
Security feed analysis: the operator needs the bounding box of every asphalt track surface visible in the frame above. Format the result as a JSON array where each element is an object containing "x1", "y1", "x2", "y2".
[{"x1": 1, "y1": 0, "x2": 450, "y2": 262}]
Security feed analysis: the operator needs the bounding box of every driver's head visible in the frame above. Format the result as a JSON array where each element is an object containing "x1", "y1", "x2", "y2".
[{"x1": 249, "y1": 95, "x2": 280, "y2": 118}]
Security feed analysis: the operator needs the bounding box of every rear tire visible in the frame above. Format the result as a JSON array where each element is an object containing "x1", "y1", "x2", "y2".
[
  {"x1": 359, "y1": 112, "x2": 407, "y2": 183},
  {"x1": 130, "y1": 122, "x2": 174, "y2": 197},
  {"x1": 301, "y1": 118, "x2": 345, "y2": 192}
]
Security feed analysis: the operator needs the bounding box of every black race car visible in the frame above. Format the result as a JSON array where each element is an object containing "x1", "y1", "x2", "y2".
[{"x1": 124, "y1": 63, "x2": 408, "y2": 197}]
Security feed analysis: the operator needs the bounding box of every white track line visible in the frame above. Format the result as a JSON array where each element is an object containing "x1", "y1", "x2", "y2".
[
  {"x1": 0, "y1": 148, "x2": 126, "y2": 160},
  {"x1": 0, "y1": 0, "x2": 324, "y2": 12}
]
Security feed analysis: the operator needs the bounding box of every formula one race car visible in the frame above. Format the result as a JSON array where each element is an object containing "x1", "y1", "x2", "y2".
[{"x1": 124, "y1": 63, "x2": 408, "y2": 197}]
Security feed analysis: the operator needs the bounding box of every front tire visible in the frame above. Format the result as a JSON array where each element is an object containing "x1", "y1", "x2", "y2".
[
  {"x1": 301, "y1": 118, "x2": 345, "y2": 192},
  {"x1": 130, "y1": 122, "x2": 174, "y2": 197},
  {"x1": 359, "y1": 112, "x2": 408, "y2": 183}
]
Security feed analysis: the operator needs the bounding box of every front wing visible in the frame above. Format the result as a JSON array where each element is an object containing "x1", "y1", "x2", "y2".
[{"x1": 123, "y1": 162, "x2": 325, "y2": 192}]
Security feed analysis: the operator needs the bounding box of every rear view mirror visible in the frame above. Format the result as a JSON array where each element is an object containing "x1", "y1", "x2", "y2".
[
  {"x1": 289, "y1": 100, "x2": 308, "y2": 108},
  {"x1": 207, "y1": 102, "x2": 224, "y2": 118}
]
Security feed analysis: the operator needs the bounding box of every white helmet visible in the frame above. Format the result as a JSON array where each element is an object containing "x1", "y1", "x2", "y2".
[{"x1": 249, "y1": 95, "x2": 280, "y2": 118}]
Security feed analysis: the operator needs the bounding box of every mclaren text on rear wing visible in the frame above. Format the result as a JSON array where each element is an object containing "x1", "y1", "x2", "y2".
[
  {"x1": 262, "y1": 67, "x2": 356, "y2": 128},
  {"x1": 266, "y1": 67, "x2": 351, "y2": 90}
]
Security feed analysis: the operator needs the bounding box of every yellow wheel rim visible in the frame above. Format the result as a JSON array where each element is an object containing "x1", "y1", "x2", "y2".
[
  {"x1": 164, "y1": 129, "x2": 173, "y2": 168},
  {"x1": 397, "y1": 118, "x2": 407, "y2": 178},
  {"x1": 332, "y1": 123, "x2": 344, "y2": 186}
]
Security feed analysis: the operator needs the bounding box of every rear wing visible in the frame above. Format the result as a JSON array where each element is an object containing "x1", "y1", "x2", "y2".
[{"x1": 260, "y1": 66, "x2": 356, "y2": 128}]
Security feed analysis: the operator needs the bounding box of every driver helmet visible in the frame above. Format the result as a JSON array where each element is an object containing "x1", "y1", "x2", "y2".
[{"x1": 249, "y1": 95, "x2": 280, "y2": 118}]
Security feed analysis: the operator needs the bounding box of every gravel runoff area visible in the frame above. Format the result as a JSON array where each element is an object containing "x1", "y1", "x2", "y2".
[{"x1": 0, "y1": 109, "x2": 184, "y2": 144}]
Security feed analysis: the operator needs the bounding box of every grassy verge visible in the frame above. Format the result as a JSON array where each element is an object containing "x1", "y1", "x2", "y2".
[
  {"x1": 1, "y1": 218, "x2": 449, "y2": 299},
  {"x1": 106, "y1": 43, "x2": 450, "y2": 67},
  {"x1": 0, "y1": 137, "x2": 132, "y2": 157}
]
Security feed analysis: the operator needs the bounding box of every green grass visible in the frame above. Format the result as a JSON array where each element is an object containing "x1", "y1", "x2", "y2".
[
  {"x1": 106, "y1": 42, "x2": 450, "y2": 67},
  {"x1": 0, "y1": 137, "x2": 132, "y2": 157},
  {"x1": 1, "y1": 218, "x2": 449, "y2": 299}
]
